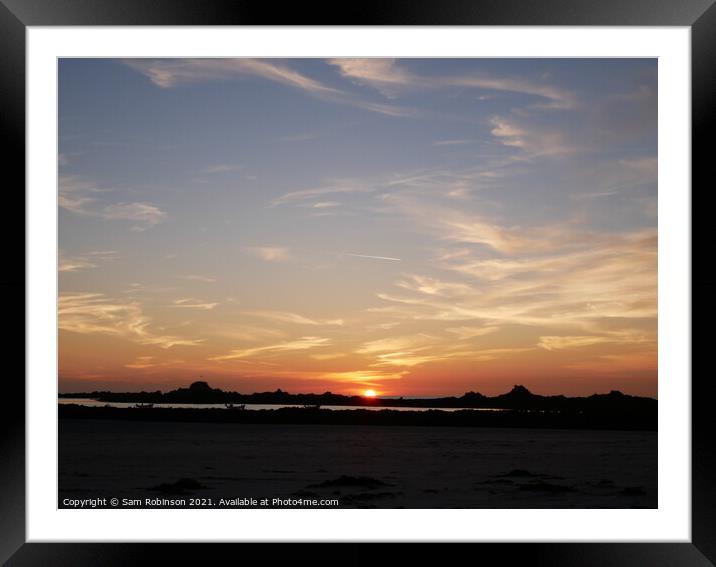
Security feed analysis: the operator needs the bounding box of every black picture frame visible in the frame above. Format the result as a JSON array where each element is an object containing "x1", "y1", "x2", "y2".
[{"x1": 2, "y1": 1, "x2": 711, "y2": 564}]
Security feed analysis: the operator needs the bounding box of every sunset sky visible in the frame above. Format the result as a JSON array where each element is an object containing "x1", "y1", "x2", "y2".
[{"x1": 58, "y1": 58, "x2": 657, "y2": 397}]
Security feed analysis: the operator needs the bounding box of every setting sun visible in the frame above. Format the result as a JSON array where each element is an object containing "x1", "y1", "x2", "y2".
[{"x1": 363, "y1": 389, "x2": 377, "y2": 398}]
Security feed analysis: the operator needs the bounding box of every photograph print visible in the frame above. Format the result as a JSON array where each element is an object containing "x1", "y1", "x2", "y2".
[{"x1": 58, "y1": 57, "x2": 657, "y2": 509}]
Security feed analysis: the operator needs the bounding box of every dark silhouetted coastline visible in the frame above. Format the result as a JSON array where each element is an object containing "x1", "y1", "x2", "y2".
[
  {"x1": 59, "y1": 382, "x2": 656, "y2": 423},
  {"x1": 58, "y1": 404, "x2": 655, "y2": 431},
  {"x1": 59, "y1": 382, "x2": 656, "y2": 430}
]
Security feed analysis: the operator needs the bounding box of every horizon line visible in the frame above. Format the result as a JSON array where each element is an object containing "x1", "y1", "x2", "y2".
[{"x1": 58, "y1": 382, "x2": 658, "y2": 400}]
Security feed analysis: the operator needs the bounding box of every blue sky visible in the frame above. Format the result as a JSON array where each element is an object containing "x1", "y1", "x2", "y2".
[{"x1": 58, "y1": 58, "x2": 657, "y2": 396}]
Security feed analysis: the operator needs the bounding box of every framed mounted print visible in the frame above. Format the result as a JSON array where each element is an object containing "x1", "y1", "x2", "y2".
[{"x1": 2, "y1": 0, "x2": 712, "y2": 564}]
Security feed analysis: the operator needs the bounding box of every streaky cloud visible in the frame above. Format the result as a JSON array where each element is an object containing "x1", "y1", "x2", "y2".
[
  {"x1": 244, "y1": 310, "x2": 344, "y2": 327},
  {"x1": 345, "y1": 253, "x2": 402, "y2": 262},
  {"x1": 59, "y1": 292, "x2": 203, "y2": 349},
  {"x1": 124, "y1": 58, "x2": 413, "y2": 117},
  {"x1": 59, "y1": 175, "x2": 166, "y2": 229},
  {"x1": 209, "y1": 336, "x2": 331, "y2": 361},
  {"x1": 328, "y1": 58, "x2": 577, "y2": 109}
]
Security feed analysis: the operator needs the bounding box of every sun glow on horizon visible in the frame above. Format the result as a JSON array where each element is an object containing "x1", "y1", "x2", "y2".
[{"x1": 363, "y1": 389, "x2": 377, "y2": 398}]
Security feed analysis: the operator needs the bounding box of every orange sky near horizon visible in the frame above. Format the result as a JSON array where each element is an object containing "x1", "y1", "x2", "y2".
[{"x1": 58, "y1": 294, "x2": 657, "y2": 397}]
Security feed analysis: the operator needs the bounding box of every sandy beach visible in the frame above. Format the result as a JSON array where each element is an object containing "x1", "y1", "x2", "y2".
[{"x1": 59, "y1": 419, "x2": 656, "y2": 508}]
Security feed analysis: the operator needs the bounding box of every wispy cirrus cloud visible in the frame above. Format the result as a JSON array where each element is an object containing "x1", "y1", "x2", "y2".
[
  {"x1": 59, "y1": 292, "x2": 203, "y2": 348},
  {"x1": 58, "y1": 175, "x2": 106, "y2": 214},
  {"x1": 125, "y1": 58, "x2": 341, "y2": 93},
  {"x1": 59, "y1": 175, "x2": 167, "y2": 230},
  {"x1": 328, "y1": 58, "x2": 577, "y2": 109},
  {"x1": 125, "y1": 58, "x2": 413, "y2": 117},
  {"x1": 490, "y1": 117, "x2": 575, "y2": 157},
  {"x1": 270, "y1": 163, "x2": 518, "y2": 213},
  {"x1": 396, "y1": 275, "x2": 472, "y2": 297},
  {"x1": 345, "y1": 253, "x2": 402, "y2": 262},
  {"x1": 385, "y1": 193, "x2": 582, "y2": 255},
  {"x1": 209, "y1": 336, "x2": 331, "y2": 361},
  {"x1": 310, "y1": 201, "x2": 341, "y2": 209},
  {"x1": 172, "y1": 298, "x2": 219, "y2": 310},
  {"x1": 244, "y1": 310, "x2": 344, "y2": 327},
  {"x1": 373, "y1": 229, "x2": 657, "y2": 333},
  {"x1": 261, "y1": 157, "x2": 655, "y2": 380},
  {"x1": 329, "y1": 59, "x2": 415, "y2": 93},
  {"x1": 357, "y1": 334, "x2": 446, "y2": 368},
  {"x1": 537, "y1": 335, "x2": 614, "y2": 351},
  {"x1": 451, "y1": 75, "x2": 577, "y2": 109},
  {"x1": 59, "y1": 250, "x2": 118, "y2": 273},
  {"x1": 353, "y1": 235, "x2": 655, "y2": 373},
  {"x1": 538, "y1": 330, "x2": 651, "y2": 351},
  {"x1": 102, "y1": 202, "x2": 167, "y2": 229},
  {"x1": 270, "y1": 179, "x2": 376, "y2": 207},
  {"x1": 570, "y1": 156, "x2": 658, "y2": 202},
  {"x1": 355, "y1": 332, "x2": 534, "y2": 369}
]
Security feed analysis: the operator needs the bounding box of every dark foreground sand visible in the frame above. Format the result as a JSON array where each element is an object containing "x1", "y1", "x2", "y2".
[{"x1": 59, "y1": 419, "x2": 656, "y2": 508}]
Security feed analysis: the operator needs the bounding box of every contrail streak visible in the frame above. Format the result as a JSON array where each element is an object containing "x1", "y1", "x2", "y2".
[{"x1": 345, "y1": 253, "x2": 402, "y2": 262}]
